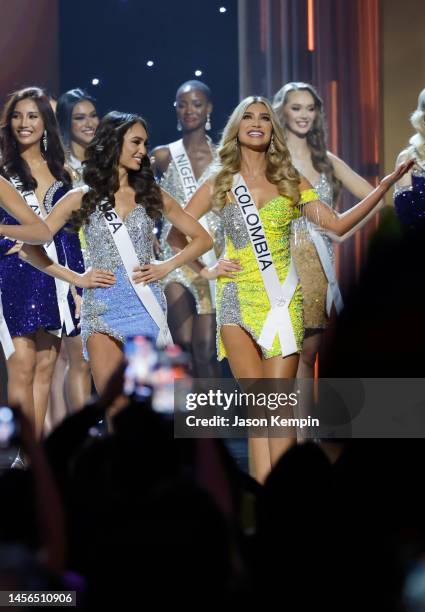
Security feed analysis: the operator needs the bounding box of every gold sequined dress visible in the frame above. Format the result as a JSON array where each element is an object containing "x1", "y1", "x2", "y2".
[
  {"x1": 159, "y1": 155, "x2": 224, "y2": 314},
  {"x1": 216, "y1": 188, "x2": 319, "y2": 360},
  {"x1": 290, "y1": 174, "x2": 335, "y2": 330}
]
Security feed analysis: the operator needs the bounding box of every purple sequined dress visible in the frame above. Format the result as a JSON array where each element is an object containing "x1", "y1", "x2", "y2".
[
  {"x1": 394, "y1": 167, "x2": 425, "y2": 227},
  {"x1": 0, "y1": 181, "x2": 82, "y2": 337}
]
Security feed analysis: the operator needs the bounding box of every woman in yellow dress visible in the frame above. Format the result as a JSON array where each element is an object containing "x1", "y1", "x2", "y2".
[{"x1": 168, "y1": 96, "x2": 411, "y2": 482}]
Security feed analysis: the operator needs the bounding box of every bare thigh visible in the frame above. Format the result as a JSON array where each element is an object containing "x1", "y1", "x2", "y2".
[
  {"x1": 86, "y1": 333, "x2": 124, "y2": 394},
  {"x1": 220, "y1": 325, "x2": 263, "y2": 379}
]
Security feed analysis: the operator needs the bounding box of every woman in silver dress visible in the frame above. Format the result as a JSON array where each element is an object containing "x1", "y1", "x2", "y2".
[
  {"x1": 151, "y1": 80, "x2": 223, "y2": 377},
  {"x1": 21, "y1": 111, "x2": 213, "y2": 393},
  {"x1": 273, "y1": 82, "x2": 379, "y2": 379}
]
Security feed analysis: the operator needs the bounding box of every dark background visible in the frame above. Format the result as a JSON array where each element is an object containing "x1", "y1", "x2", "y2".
[{"x1": 59, "y1": 0, "x2": 239, "y2": 148}]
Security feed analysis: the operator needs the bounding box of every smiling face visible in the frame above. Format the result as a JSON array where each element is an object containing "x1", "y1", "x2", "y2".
[
  {"x1": 282, "y1": 90, "x2": 317, "y2": 136},
  {"x1": 11, "y1": 98, "x2": 45, "y2": 148},
  {"x1": 237, "y1": 102, "x2": 273, "y2": 150},
  {"x1": 71, "y1": 100, "x2": 99, "y2": 147},
  {"x1": 118, "y1": 122, "x2": 148, "y2": 172},
  {"x1": 175, "y1": 88, "x2": 212, "y2": 132}
]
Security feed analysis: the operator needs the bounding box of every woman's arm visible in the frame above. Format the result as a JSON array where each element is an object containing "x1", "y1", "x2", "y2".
[
  {"x1": 325, "y1": 153, "x2": 383, "y2": 243},
  {"x1": 304, "y1": 160, "x2": 414, "y2": 235},
  {"x1": 19, "y1": 245, "x2": 115, "y2": 288},
  {"x1": 394, "y1": 149, "x2": 415, "y2": 189},
  {"x1": 0, "y1": 176, "x2": 52, "y2": 244},
  {"x1": 150, "y1": 146, "x2": 171, "y2": 180},
  {"x1": 132, "y1": 186, "x2": 213, "y2": 285},
  {"x1": 167, "y1": 179, "x2": 242, "y2": 280},
  {"x1": 166, "y1": 179, "x2": 214, "y2": 274},
  {"x1": 42, "y1": 187, "x2": 85, "y2": 235}
]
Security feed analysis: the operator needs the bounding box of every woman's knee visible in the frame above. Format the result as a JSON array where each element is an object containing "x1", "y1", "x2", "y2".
[{"x1": 7, "y1": 351, "x2": 36, "y2": 386}]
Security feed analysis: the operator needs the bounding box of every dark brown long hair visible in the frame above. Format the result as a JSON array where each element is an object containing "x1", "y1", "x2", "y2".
[
  {"x1": 69, "y1": 111, "x2": 163, "y2": 231},
  {"x1": 0, "y1": 86, "x2": 71, "y2": 191},
  {"x1": 273, "y1": 82, "x2": 342, "y2": 202}
]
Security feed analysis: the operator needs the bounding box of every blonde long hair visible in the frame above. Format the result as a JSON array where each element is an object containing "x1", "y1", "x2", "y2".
[
  {"x1": 409, "y1": 88, "x2": 425, "y2": 161},
  {"x1": 211, "y1": 96, "x2": 300, "y2": 210}
]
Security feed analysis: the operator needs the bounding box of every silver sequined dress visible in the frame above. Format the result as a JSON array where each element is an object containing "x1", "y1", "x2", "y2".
[
  {"x1": 80, "y1": 204, "x2": 166, "y2": 358},
  {"x1": 291, "y1": 173, "x2": 336, "y2": 330},
  {"x1": 159, "y1": 156, "x2": 224, "y2": 314}
]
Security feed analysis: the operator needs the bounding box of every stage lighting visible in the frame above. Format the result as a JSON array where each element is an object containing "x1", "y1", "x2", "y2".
[
  {"x1": 147, "y1": 60, "x2": 154, "y2": 67},
  {"x1": 219, "y1": 6, "x2": 227, "y2": 13},
  {"x1": 194, "y1": 70, "x2": 203, "y2": 76},
  {"x1": 91, "y1": 78, "x2": 100, "y2": 86}
]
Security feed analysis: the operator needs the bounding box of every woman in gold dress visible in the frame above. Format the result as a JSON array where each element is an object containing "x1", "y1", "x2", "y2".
[
  {"x1": 169, "y1": 96, "x2": 409, "y2": 481},
  {"x1": 273, "y1": 82, "x2": 379, "y2": 380}
]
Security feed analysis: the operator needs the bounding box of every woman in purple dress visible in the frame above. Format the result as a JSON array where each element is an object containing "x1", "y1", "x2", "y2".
[{"x1": 0, "y1": 87, "x2": 83, "y2": 442}]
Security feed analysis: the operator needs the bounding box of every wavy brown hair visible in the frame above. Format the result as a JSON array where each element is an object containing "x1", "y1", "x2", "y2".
[
  {"x1": 69, "y1": 111, "x2": 163, "y2": 231},
  {"x1": 212, "y1": 96, "x2": 300, "y2": 210},
  {"x1": 0, "y1": 87, "x2": 71, "y2": 191},
  {"x1": 273, "y1": 82, "x2": 342, "y2": 202}
]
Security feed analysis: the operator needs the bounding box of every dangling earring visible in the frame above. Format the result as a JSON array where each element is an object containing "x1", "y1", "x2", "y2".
[
  {"x1": 205, "y1": 114, "x2": 212, "y2": 131},
  {"x1": 42, "y1": 130, "x2": 48, "y2": 150},
  {"x1": 177, "y1": 120, "x2": 182, "y2": 132},
  {"x1": 269, "y1": 135, "x2": 275, "y2": 153}
]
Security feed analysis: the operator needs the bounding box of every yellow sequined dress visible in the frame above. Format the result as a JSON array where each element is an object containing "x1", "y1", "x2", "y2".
[{"x1": 216, "y1": 188, "x2": 318, "y2": 360}]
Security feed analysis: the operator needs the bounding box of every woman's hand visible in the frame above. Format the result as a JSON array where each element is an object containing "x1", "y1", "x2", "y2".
[
  {"x1": 76, "y1": 267, "x2": 116, "y2": 289},
  {"x1": 132, "y1": 260, "x2": 172, "y2": 284},
  {"x1": 200, "y1": 258, "x2": 242, "y2": 280},
  {"x1": 380, "y1": 159, "x2": 415, "y2": 191},
  {"x1": 5, "y1": 241, "x2": 23, "y2": 256},
  {"x1": 74, "y1": 292, "x2": 82, "y2": 321}
]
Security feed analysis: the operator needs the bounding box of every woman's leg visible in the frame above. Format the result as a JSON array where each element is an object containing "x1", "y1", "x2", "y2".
[
  {"x1": 192, "y1": 314, "x2": 220, "y2": 378},
  {"x1": 63, "y1": 335, "x2": 92, "y2": 411},
  {"x1": 33, "y1": 329, "x2": 62, "y2": 439},
  {"x1": 165, "y1": 282, "x2": 195, "y2": 367},
  {"x1": 296, "y1": 332, "x2": 322, "y2": 441},
  {"x1": 262, "y1": 354, "x2": 299, "y2": 468},
  {"x1": 220, "y1": 325, "x2": 271, "y2": 483},
  {"x1": 6, "y1": 335, "x2": 37, "y2": 428},
  {"x1": 296, "y1": 331, "x2": 322, "y2": 379},
  {"x1": 86, "y1": 333, "x2": 124, "y2": 394},
  {"x1": 46, "y1": 342, "x2": 67, "y2": 435}
]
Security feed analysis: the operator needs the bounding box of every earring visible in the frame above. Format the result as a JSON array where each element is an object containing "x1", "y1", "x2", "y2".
[
  {"x1": 205, "y1": 114, "x2": 212, "y2": 131},
  {"x1": 269, "y1": 135, "x2": 275, "y2": 153},
  {"x1": 42, "y1": 130, "x2": 48, "y2": 150},
  {"x1": 177, "y1": 120, "x2": 182, "y2": 132}
]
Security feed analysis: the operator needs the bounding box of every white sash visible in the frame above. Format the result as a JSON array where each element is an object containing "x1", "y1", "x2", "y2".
[
  {"x1": 169, "y1": 139, "x2": 217, "y2": 306},
  {"x1": 0, "y1": 289, "x2": 14, "y2": 359},
  {"x1": 231, "y1": 174, "x2": 299, "y2": 357},
  {"x1": 99, "y1": 204, "x2": 173, "y2": 348},
  {"x1": 308, "y1": 227, "x2": 344, "y2": 316},
  {"x1": 8, "y1": 176, "x2": 74, "y2": 337}
]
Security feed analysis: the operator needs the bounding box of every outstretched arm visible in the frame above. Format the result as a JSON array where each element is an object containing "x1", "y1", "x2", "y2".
[
  {"x1": 304, "y1": 160, "x2": 414, "y2": 235},
  {"x1": 325, "y1": 153, "x2": 384, "y2": 243},
  {"x1": 0, "y1": 176, "x2": 52, "y2": 244},
  {"x1": 132, "y1": 187, "x2": 213, "y2": 285}
]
